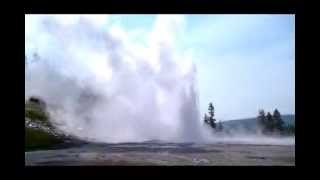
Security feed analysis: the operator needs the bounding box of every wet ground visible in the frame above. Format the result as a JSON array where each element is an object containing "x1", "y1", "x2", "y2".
[{"x1": 25, "y1": 142, "x2": 295, "y2": 166}]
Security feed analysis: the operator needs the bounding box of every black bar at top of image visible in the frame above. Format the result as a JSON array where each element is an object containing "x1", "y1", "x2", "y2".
[{"x1": 24, "y1": 0, "x2": 299, "y2": 14}]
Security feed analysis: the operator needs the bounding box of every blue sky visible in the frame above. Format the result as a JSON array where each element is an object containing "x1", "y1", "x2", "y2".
[
  {"x1": 180, "y1": 15, "x2": 295, "y2": 120},
  {"x1": 112, "y1": 15, "x2": 295, "y2": 120},
  {"x1": 26, "y1": 15, "x2": 295, "y2": 121}
]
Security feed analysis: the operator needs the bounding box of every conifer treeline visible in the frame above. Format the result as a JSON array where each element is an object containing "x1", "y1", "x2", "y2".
[
  {"x1": 203, "y1": 102, "x2": 294, "y2": 135},
  {"x1": 257, "y1": 109, "x2": 294, "y2": 135}
]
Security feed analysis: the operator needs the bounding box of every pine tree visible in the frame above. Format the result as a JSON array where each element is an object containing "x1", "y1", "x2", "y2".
[
  {"x1": 208, "y1": 103, "x2": 214, "y2": 119},
  {"x1": 204, "y1": 113, "x2": 209, "y2": 124},
  {"x1": 208, "y1": 102, "x2": 216, "y2": 129},
  {"x1": 257, "y1": 109, "x2": 267, "y2": 133},
  {"x1": 273, "y1": 109, "x2": 284, "y2": 132},
  {"x1": 266, "y1": 112, "x2": 273, "y2": 132},
  {"x1": 204, "y1": 102, "x2": 216, "y2": 129}
]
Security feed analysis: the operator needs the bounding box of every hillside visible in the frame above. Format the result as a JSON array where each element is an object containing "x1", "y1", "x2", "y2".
[
  {"x1": 221, "y1": 114, "x2": 295, "y2": 133},
  {"x1": 25, "y1": 97, "x2": 87, "y2": 151}
]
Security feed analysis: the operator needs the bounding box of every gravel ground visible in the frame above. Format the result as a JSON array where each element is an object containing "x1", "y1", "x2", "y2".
[{"x1": 25, "y1": 142, "x2": 295, "y2": 166}]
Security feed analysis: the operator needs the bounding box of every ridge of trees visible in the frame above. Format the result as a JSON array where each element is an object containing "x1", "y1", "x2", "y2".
[
  {"x1": 203, "y1": 102, "x2": 294, "y2": 136},
  {"x1": 257, "y1": 108, "x2": 294, "y2": 135}
]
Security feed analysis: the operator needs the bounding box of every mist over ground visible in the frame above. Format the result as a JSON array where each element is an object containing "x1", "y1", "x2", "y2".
[{"x1": 25, "y1": 15, "x2": 294, "y2": 145}]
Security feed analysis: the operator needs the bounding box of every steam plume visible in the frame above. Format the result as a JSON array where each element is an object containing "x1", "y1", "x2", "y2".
[{"x1": 25, "y1": 15, "x2": 204, "y2": 143}]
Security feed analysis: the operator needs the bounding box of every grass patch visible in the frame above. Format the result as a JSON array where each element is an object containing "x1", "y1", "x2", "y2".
[
  {"x1": 25, "y1": 98, "x2": 62, "y2": 151},
  {"x1": 25, "y1": 127, "x2": 63, "y2": 151},
  {"x1": 25, "y1": 101, "x2": 51, "y2": 127}
]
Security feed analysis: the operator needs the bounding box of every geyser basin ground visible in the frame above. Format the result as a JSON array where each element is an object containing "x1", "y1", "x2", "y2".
[{"x1": 25, "y1": 142, "x2": 295, "y2": 166}]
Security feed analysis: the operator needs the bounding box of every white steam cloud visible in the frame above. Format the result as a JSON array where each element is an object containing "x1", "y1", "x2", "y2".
[{"x1": 25, "y1": 15, "x2": 205, "y2": 143}]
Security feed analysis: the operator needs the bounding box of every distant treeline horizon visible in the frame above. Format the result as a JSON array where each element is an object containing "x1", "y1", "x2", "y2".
[{"x1": 223, "y1": 113, "x2": 295, "y2": 122}]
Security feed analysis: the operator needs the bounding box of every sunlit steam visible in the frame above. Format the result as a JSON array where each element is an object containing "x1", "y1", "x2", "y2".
[{"x1": 25, "y1": 15, "x2": 205, "y2": 143}]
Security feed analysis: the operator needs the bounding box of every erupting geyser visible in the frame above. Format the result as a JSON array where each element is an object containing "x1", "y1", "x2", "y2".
[{"x1": 25, "y1": 15, "x2": 205, "y2": 143}]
